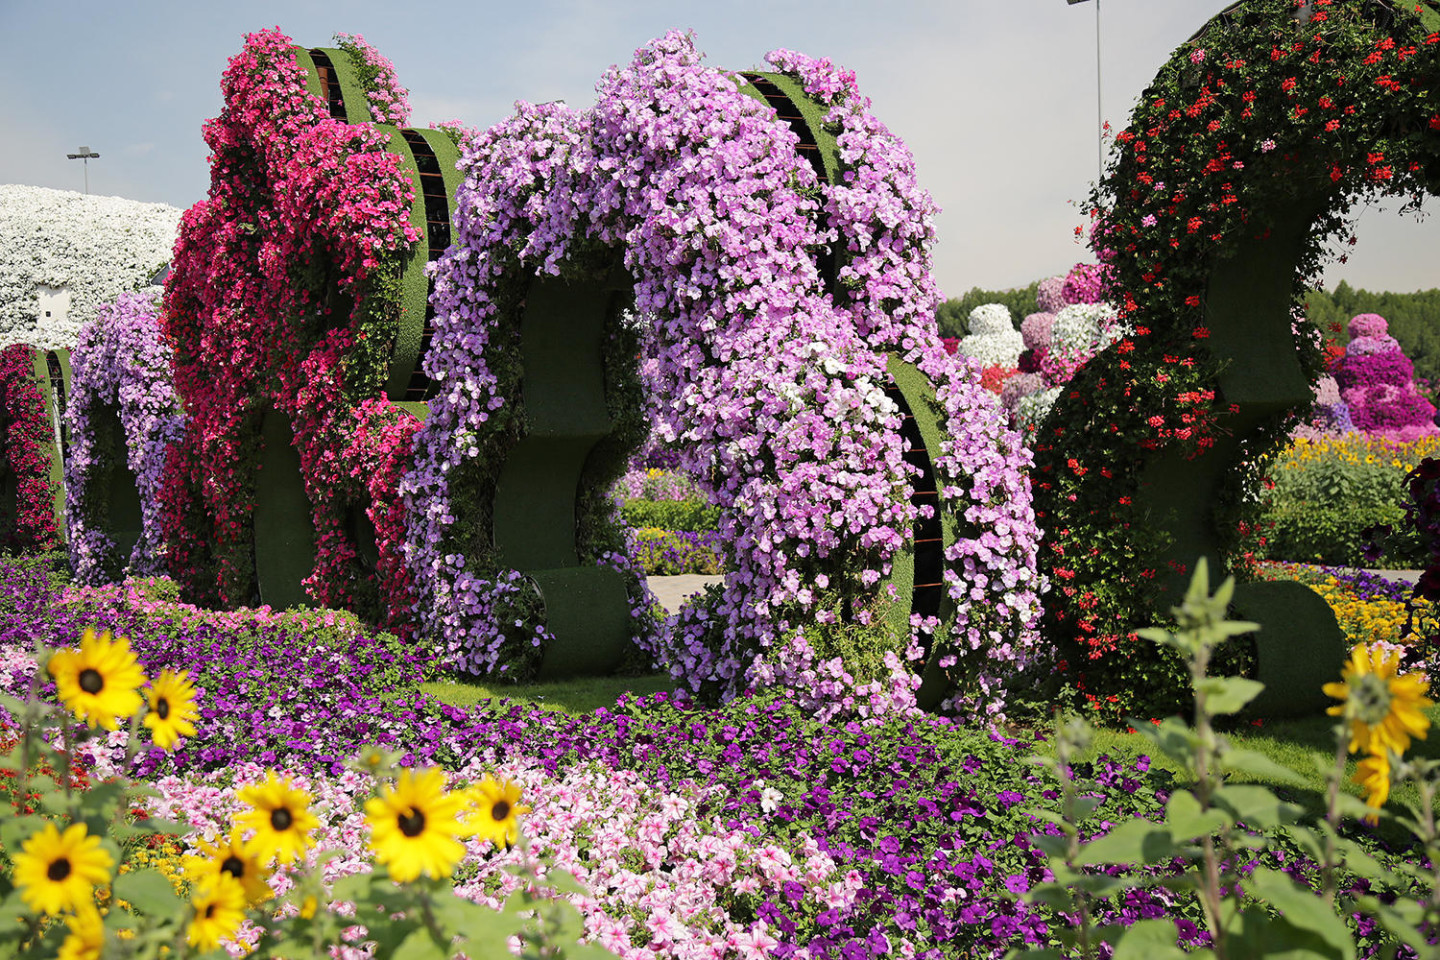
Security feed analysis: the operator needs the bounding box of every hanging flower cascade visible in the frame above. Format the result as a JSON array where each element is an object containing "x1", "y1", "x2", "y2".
[
  {"x1": 64, "y1": 291, "x2": 185, "y2": 585},
  {"x1": 161, "y1": 28, "x2": 443, "y2": 631},
  {"x1": 1032, "y1": 0, "x2": 1440, "y2": 715},
  {"x1": 0, "y1": 343, "x2": 63, "y2": 552},
  {"x1": 404, "y1": 32, "x2": 1042, "y2": 718}
]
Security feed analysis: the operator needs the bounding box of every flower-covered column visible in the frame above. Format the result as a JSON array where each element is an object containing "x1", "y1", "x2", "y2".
[{"x1": 0, "y1": 343, "x2": 66, "y2": 552}]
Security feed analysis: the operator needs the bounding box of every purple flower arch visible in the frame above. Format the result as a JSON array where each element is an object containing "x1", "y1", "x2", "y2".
[
  {"x1": 64, "y1": 291, "x2": 185, "y2": 584},
  {"x1": 403, "y1": 33, "x2": 1043, "y2": 718}
]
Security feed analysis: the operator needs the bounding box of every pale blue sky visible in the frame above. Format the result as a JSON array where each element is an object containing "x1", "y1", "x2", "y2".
[{"x1": 1, "y1": 0, "x2": 1434, "y2": 296}]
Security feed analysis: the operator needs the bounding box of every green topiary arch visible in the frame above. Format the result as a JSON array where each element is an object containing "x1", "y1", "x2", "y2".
[{"x1": 1034, "y1": 0, "x2": 1440, "y2": 718}]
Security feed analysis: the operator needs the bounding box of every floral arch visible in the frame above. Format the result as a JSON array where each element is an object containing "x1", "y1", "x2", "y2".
[
  {"x1": 162, "y1": 30, "x2": 461, "y2": 632},
  {"x1": 403, "y1": 32, "x2": 1044, "y2": 718},
  {"x1": 1033, "y1": 0, "x2": 1440, "y2": 717},
  {"x1": 0, "y1": 343, "x2": 66, "y2": 552}
]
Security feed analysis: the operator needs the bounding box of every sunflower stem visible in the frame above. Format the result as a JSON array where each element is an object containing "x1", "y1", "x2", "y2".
[{"x1": 1319, "y1": 726, "x2": 1350, "y2": 906}]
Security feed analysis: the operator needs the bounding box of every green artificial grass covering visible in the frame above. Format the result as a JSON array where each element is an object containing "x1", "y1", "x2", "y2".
[
  {"x1": 493, "y1": 273, "x2": 633, "y2": 676},
  {"x1": 307, "y1": 46, "x2": 375, "y2": 126},
  {"x1": 91, "y1": 402, "x2": 143, "y2": 562},
  {"x1": 381, "y1": 126, "x2": 463, "y2": 400},
  {"x1": 253, "y1": 407, "x2": 317, "y2": 610}
]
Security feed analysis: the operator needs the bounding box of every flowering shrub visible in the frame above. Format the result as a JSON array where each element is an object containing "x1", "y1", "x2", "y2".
[
  {"x1": 161, "y1": 29, "x2": 439, "y2": 632},
  {"x1": 404, "y1": 33, "x2": 1040, "y2": 718},
  {"x1": 0, "y1": 185, "x2": 180, "y2": 350},
  {"x1": 954, "y1": 303, "x2": 1024, "y2": 368},
  {"x1": 64, "y1": 292, "x2": 185, "y2": 585},
  {"x1": 1334, "y1": 312, "x2": 1439, "y2": 441},
  {"x1": 0, "y1": 343, "x2": 62, "y2": 552},
  {"x1": 1033, "y1": 0, "x2": 1440, "y2": 715},
  {"x1": 627, "y1": 527, "x2": 725, "y2": 576}
]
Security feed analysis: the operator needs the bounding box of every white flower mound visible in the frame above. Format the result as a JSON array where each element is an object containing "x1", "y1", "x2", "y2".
[
  {"x1": 0, "y1": 185, "x2": 181, "y2": 350},
  {"x1": 956, "y1": 303, "x2": 1024, "y2": 368}
]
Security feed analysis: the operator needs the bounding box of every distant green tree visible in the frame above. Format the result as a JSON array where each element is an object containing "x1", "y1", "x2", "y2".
[{"x1": 935, "y1": 281, "x2": 1042, "y2": 339}]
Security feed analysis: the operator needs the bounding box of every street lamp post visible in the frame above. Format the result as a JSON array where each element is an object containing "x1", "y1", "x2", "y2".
[
  {"x1": 65, "y1": 146, "x2": 100, "y2": 195},
  {"x1": 1066, "y1": 0, "x2": 1104, "y2": 185}
]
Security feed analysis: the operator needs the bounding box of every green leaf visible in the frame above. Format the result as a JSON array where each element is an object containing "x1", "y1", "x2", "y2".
[
  {"x1": 564, "y1": 944, "x2": 624, "y2": 960},
  {"x1": 1165, "y1": 789, "x2": 1231, "y2": 840},
  {"x1": 1211, "y1": 784, "x2": 1303, "y2": 828},
  {"x1": 1221, "y1": 748, "x2": 1305, "y2": 785},
  {"x1": 0, "y1": 814, "x2": 46, "y2": 858},
  {"x1": 1077, "y1": 818, "x2": 1178, "y2": 866},
  {"x1": 113, "y1": 868, "x2": 184, "y2": 919},
  {"x1": 1246, "y1": 868, "x2": 1354, "y2": 960},
  {"x1": 1196, "y1": 676, "x2": 1265, "y2": 715},
  {"x1": 393, "y1": 926, "x2": 453, "y2": 960},
  {"x1": 433, "y1": 895, "x2": 520, "y2": 950},
  {"x1": 1029, "y1": 833, "x2": 1071, "y2": 858},
  {"x1": 1111, "y1": 918, "x2": 1188, "y2": 960},
  {"x1": 1072, "y1": 796, "x2": 1104, "y2": 821}
]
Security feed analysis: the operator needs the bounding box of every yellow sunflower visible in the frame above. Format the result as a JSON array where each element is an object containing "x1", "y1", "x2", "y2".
[
  {"x1": 184, "y1": 830, "x2": 272, "y2": 905},
  {"x1": 143, "y1": 668, "x2": 199, "y2": 750},
  {"x1": 13, "y1": 821, "x2": 114, "y2": 915},
  {"x1": 365, "y1": 767, "x2": 467, "y2": 882},
  {"x1": 58, "y1": 903, "x2": 105, "y2": 960},
  {"x1": 461, "y1": 775, "x2": 531, "y2": 849},
  {"x1": 1323, "y1": 642, "x2": 1433, "y2": 757},
  {"x1": 47, "y1": 628, "x2": 147, "y2": 730},
  {"x1": 1354, "y1": 750, "x2": 1392, "y2": 822},
  {"x1": 186, "y1": 873, "x2": 246, "y2": 952},
  {"x1": 233, "y1": 773, "x2": 319, "y2": 866}
]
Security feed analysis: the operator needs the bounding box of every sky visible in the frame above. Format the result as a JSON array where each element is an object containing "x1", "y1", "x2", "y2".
[{"x1": 1, "y1": 0, "x2": 1435, "y2": 298}]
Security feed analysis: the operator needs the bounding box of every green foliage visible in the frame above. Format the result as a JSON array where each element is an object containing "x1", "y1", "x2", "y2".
[
  {"x1": 618, "y1": 498, "x2": 720, "y2": 533},
  {"x1": 626, "y1": 527, "x2": 722, "y2": 576},
  {"x1": 1011, "y1": 560, "x2": 1440, "y2": 960},
  {"x1": 935, "y1": 281, "x2": 1042, "y2": 338},
  {"x1": 1257, "y1": 445, "x2": 1427, "y2": 567}
]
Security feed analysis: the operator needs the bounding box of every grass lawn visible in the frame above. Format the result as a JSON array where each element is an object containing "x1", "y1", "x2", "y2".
[{"x1": 420, "y1": 671, "x2": 679, "y2": 715}]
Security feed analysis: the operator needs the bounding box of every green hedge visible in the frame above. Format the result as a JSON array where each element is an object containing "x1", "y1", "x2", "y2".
[{"x1": 619, "y1": 498, "x2": 721, "y2": 533}]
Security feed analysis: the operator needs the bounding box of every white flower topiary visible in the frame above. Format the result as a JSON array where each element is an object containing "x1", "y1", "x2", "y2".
[
  {"x1": 1013, "y1": 386, "x2": 1063, "y2": 440},
  {"x1": 0, "y1": 185, "x2": 181, "y2": 350},
  {"x1": 957, "y1": 303, "x2": 1024, "y2": 368}
]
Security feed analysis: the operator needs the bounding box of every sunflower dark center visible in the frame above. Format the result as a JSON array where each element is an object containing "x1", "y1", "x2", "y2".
[
  {"x1": 205, "y1": 903, "x2": 217, "y2": 919},
  {"x1": 78, "y1": 669, "x2": 104, "y2": 695},
  {"x1": 492, "y1": 801, "x2": 510, "y2": 821},
  {"x1": 47, "y1": 857, "x2": 72, "y2": 882},
  {"x1": 398, "y1": 808, "x2": 426, "y2": 838},
  {"x1": 270, "y1": 807, "x2": 293, "y2": 831},
  {"x1": 221, "y1": 855, "x2": 245, "y2": 878},
  {"x1": 156, "y1": 697, "x2": 171, "y2": 720}
]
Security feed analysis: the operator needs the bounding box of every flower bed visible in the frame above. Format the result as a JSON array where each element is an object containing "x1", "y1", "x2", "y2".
[
  {"x1": 0, "y1": 344, "x2": 63, "y2": 552},
  {"x1": 2, "y1": 556, "x2": 1433, "y2": 958}
]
